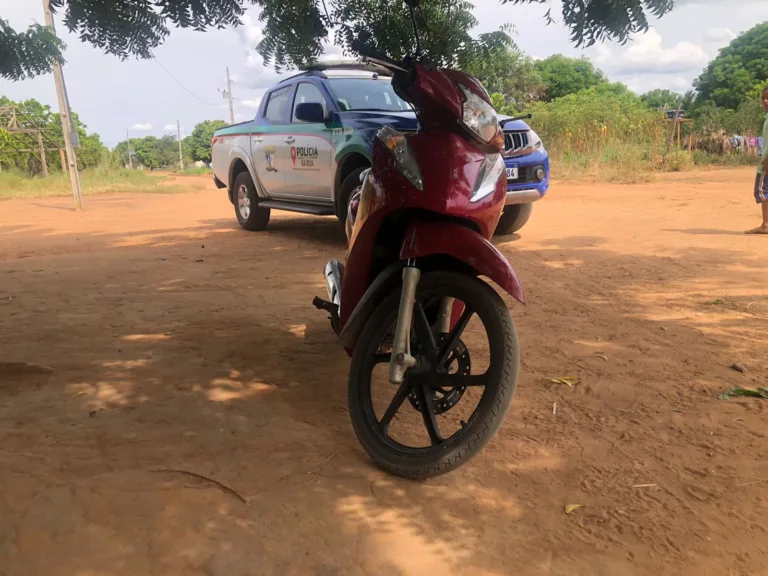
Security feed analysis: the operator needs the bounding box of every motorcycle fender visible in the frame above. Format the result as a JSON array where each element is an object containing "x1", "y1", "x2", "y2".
[
  {"x1": 399, "y1": 221, "x2": 525, "y2": 304},
  {"x1": 337, "y1": 261, "x2": 406, "y2": 350}
]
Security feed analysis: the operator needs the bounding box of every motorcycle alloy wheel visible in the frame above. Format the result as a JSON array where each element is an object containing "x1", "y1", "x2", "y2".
[{"x1": 348, "y1": 271, "x2": 519, "y2": 479}]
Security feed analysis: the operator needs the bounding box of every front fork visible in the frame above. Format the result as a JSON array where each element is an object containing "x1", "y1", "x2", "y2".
[
  {"x1": 389, "y1": 266, "x2": 420, "y2": 384},
  {"x1": 388, "y1": 266, "x2": 456, "y2": 384}
]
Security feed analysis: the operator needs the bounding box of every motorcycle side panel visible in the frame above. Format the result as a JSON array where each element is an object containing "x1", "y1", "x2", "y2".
[{"x1": 399, "y1": 220, "x2": 525, "y2": 304}]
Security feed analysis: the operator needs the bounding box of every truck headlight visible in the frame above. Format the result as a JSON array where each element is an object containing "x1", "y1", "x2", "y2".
[
  {"x1": 470, "y1": 154, "x2": 505, "y2": 202},
  {"x1": 528, "y1": 130, "x2": 542, "y2": 151},
  {"x1": 376, "y1": 126, "x2": 423, "y2": 190},
  {"x1": 458, "y1": 83, "x2": 499, "y2": 144}
]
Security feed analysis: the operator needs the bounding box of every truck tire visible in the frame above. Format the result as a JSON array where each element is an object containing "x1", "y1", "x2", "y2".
[
  {"x1": 337, "y1": 167, "x2": 367, "y2": 230},
  {"x1": 233, "y1": 172, "x2": 270, "y2": 231},
  {"x1": 494, "y1": 203, "x2": 533, "y2": 236}
]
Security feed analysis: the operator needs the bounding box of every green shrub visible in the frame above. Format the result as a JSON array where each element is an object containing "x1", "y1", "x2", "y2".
[{"x1": 664, "y1": 150, "x2": 694, "y2": 172}]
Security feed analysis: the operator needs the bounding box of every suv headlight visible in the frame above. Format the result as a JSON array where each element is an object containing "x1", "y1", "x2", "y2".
[
  {"x1": 470, "y1": 154, "x2": 505, "y2": 202},
  {"x1": 528, "y1": 130, "x2": 542, "y2": 151},
  {"x1": 376, "y1": 126, "x2": 423, "y2": 190},
  {"x1": 458, "y1": 83, "x2": 499, "y2": 144}
]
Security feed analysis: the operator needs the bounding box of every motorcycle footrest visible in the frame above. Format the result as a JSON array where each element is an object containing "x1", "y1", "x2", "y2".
[{"x1": 312, "y1": 296, "x2": 339, "y2": 316}]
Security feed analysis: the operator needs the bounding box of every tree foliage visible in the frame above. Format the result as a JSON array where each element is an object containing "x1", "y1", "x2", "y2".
[
  {"x1": 524, "y1": 85, "x2": 664, "y2": 157},
  {"x1": 640, "y1": 89, "x2": 682, "y2": 110},
  {"x1": 462, "y1": 46, "x2": 545, "y2": 112},
  {"x1": 0, "y1": 19, "x2": 63, "y2": 81},
  {"x1": 186, "y1": 120, "x2": 228, "y2": 163},
  {"x1": 693, "y1": 22, "x2": 768, "y2": 110},
  {"x1": 2, "y1": 0, "x2": 676, "y2": 80},
  {"x1": 328, "y1": 0, "x2": 514, "y2": 71},
  {"x1": 533, "y1": 55, "x2": 607, "y2": 101},
  {"x1": 0, "y1": 96, "x2": 107, "y2": 174},
  {"x1": 503, "y1": 0, "x2": 674, "y2": 47}
]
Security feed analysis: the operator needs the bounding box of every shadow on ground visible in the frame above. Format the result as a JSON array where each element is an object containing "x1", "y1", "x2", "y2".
[{"x1": 1, "y1": 210, "x2": 767, "y2": 575}]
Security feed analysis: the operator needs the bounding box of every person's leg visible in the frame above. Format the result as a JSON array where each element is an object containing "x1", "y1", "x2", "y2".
[
  {"x1": 746, "y1": 174, "x2": 768, "y2": 234},
  {"x1": 762, "y1": 199, "x2": 768, "y2": 227}
]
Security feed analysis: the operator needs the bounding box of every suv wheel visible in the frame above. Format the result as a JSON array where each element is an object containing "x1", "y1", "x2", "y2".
[
  {"x1": 234, "y1": 172, "x2": 270, "y2": 231},
  {"x1": 494, "y1": 203, "x2": 533, "y2": 236},
  {"x1": 337, "y1": 167, "x2": 368, "y2": 231}
]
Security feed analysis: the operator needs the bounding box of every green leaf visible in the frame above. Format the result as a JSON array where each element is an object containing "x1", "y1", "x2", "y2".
[{"x1": 718, "y1": 386, "x2": 768, "y2": 400}]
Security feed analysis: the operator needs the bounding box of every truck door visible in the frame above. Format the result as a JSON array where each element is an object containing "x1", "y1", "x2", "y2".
[
  {"x1": 251, "y1": 85, "x2": 293, "y2": 198},
  {"x1": 282, "y1": 82, "x2": 334, "y2": 201}
]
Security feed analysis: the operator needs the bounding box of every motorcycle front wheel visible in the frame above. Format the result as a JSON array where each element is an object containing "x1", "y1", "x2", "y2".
[{"x1": 348, "y1": 271, "x2": 519, "y2": 479}]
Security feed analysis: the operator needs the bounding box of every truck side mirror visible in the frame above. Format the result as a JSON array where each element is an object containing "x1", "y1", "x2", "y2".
[{"x1": 295, "y1": 102, "x2": 328, "y2": 123}]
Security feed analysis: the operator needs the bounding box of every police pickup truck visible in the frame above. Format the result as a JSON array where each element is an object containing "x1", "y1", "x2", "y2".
[{"x1": 211, "y1": 62, "x2": 550, "y2": 235}]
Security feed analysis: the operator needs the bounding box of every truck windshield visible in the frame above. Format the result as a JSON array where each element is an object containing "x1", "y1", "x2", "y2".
[{"x1": 327, "y1": 78, "x2": 410, "y2": 112}]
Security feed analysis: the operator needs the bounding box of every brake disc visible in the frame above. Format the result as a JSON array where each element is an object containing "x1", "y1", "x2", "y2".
[{"x1": 408, "y1": 337, "x2": 471, "y2": 415}]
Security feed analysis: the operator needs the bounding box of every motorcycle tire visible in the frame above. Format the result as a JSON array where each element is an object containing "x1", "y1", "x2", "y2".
[{"x1": 348, "y1": 271, "x2": 519, "y2": 479}]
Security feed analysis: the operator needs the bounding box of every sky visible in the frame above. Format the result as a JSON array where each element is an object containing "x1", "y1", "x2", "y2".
[{"x1": 1, "y1": 0, "x2": 766, "y2": 147}]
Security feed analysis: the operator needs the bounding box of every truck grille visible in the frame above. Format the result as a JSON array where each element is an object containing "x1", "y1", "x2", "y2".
[{"x1": 504, "y1": 131, "x2": 529, "y2": 152}]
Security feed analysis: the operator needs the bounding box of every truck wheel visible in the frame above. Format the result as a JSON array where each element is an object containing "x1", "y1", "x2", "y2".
[
  {"x1": 337, "y1": 167, "x2": 367, "y2": 230},
  {"x1": 234, "y1": 172, "x2": 270, "y2": 231},
  {"x1": 494, "y1": 203, "x2": 533, "y2": 236}
]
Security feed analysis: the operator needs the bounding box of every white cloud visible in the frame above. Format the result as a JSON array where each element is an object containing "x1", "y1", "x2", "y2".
[
  {"x1": 131, "y1": 123, "x2": 152, "y2": 131},
  {"x1": 163, "y1": 123, "x2": 183, "y2": 132},
  {"x1": 240, "y1": 98, "x2": 262, "y2": 109},
  {"x1": 592, "y1": 28, "x2": 708, "y2": 76},
  {"x1": 704, "y1": 27, "x2": 736, "y2": 43}
]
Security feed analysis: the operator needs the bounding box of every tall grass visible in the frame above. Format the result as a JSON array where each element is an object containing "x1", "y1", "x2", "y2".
[
  {"x1": 525, "y1": 86, "x2": 668, "y2": 182},
  {"x1": 524, "y1": 86, "x2": 760, "y2": 182},
  {"x1": 177, "y1": 166, "x2": 213, "y2": 176},
  {"x1": 0, "y1": 168, "x2": 182, "y2": 200}
]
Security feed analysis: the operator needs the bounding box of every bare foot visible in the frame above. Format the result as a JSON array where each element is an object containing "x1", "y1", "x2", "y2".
[{"x1": 745, "y1": 225, "x2": 768, "y2": 234}]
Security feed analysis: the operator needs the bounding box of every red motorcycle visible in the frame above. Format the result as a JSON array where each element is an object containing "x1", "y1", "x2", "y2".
[{"x1": 313, "y1": 16, "x2": 524, "y2": 478}]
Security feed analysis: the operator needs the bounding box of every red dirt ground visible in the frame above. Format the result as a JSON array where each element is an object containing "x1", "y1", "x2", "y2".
[{"x1": 1, "y1": 169, "x2": 767, "y2": 576}]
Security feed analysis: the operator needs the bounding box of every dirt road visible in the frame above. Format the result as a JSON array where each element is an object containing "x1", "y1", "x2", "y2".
[{"x1": 1, "y1": 169, "x2": 766, "y2": 575}]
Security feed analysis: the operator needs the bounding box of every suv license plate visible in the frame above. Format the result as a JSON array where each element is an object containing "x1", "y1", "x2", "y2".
[{"x1": 506, "y1": 167, "x2": 518, "y2": 180}]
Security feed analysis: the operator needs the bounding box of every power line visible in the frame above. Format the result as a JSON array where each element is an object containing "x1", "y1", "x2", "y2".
[{"x1": 151, "y1": 55, "x2": 219, "y2": 107}]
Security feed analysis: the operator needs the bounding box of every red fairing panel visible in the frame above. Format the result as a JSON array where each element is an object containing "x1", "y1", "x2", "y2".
[
  {"x1": 339, "y1": 132, "x2": 507, "y2": 329},
  {"x1": 399, "y1": 220, "x2": 525, "y2": 304}
]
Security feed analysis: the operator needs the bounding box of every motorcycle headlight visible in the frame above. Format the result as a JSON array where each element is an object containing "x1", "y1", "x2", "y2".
[
  {"x1": 375, "y1": 126, "x2": 423, "y2": 190},
  {"x1": 470, "y1": 154, "x2": 505, "y2": 202},
  {"x1": 528, "y1": 129, "x2": 542, "y2": 151},
  {"x1": 458, "y1": 83, "x2": 499, "y2": 144}
]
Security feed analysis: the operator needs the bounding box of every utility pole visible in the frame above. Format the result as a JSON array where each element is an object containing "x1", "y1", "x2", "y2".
[
  {"x1": 176, "y1": 120, "x2": 184, "y2": 171},
  {"x1": 42, "y1": 0, "x2": 84, "y2": 211},
  {"x1": 226, "y1": 67, "x2": 235, "y2": 125},
  {"x1": 125, "y1": 129, "x2": 133, "y2": 169}
]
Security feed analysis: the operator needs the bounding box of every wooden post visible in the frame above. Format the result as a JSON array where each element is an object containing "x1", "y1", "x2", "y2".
[
  {"x1": 59, "y1": 148, "x2": 67, "y2": 174},
  {"x1": 177, "y1": 120, "x2": 184, "y2": 171},
  {"x1": 37, "y1": 131, "x2": 48, "y2": 177},
  {"x1": 677, "y1": 121, "x2": 681, "y2": 150},
  {"x1": 126, "y1": 129, "x2": 133, "y2": 169},
  {"x1": 667, "y1": 104, "x2": 682, "y2": 153}
]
